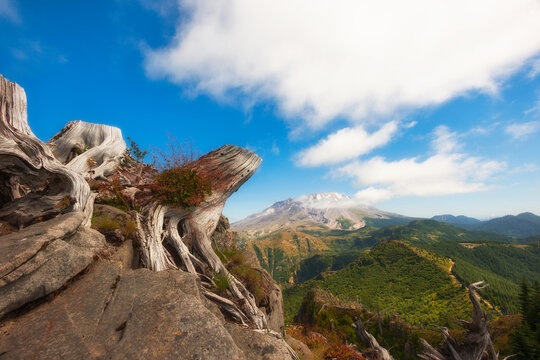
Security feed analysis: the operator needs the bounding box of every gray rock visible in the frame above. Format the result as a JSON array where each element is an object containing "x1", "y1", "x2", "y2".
[
  {"x1": 0, "y1": 213, "x2": 106, "y2": 317},
  {"x1": 92, "y1": 204, "x2": 136, "y2": 243},
  {"x1": 285, "y1": 334, "x2": 313, "y2": 360},
  {"x1": 0, "y1": 241, "x2": 295, "y2": 359},
  {"x1": 226, "y1": 323, "x2": 295, "y2": 360},
  {"x1": 244, "y1": 245, "x2": 285, "y2": 333}
]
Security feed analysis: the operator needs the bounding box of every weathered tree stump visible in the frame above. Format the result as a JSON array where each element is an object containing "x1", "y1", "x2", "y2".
[{"x1": 1, "y1": 73, "x2": 269, "y2": 331}]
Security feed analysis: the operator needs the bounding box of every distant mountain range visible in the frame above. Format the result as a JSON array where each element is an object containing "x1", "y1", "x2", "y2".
[
  {"x1": 232, "y1": 192, "x2": 540, "y2": 238},
  {"x1": 431, "y1": 212, "x2": 540, "y2": 238},
  {"x1": 232, "y1": 192, "x2": 413, "y2": 235},
  {"x1": 431, "y1": 214, "x2": 482, "y2": 225}
]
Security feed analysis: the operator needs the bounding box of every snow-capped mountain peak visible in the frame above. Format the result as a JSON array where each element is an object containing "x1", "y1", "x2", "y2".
[{"x1": 232, "y1": 192, "x2": 406, "y2": 234}]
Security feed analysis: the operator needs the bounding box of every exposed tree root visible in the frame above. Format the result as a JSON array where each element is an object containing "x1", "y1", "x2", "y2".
[
  {"x1": 1, "y1": 73, "x2": 271, "y2": 333},
  {"x1": 352, "y1": 318, "x2": 394, "y2": 360},
  {"x1": 419, "y1": 281, "x2": 503, "y2": 360}
]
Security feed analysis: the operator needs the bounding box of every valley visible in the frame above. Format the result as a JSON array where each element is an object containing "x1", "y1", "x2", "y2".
[{"x1": 234, "y1": 193, "x2": 540, "y2": 359}]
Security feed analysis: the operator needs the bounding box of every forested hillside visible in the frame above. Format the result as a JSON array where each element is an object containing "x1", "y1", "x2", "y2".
[
  {"x1": 379, "y1": 220, "x2": 540, "y2": 312},
  {"x1": 283, "y1": 241, "x2": 472, "y2": 327}
]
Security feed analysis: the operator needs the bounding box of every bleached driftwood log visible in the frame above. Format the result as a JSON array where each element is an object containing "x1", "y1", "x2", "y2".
[{"x1": 419, "y1": 281, "x2": 509, "y2": 360}]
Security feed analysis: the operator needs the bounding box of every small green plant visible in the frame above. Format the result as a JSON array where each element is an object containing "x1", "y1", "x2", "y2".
[
  {"x1": 127, "y1": 137, "x2": 148, "y2": 163},
  {"x1": 213, "y1": 271, "x2": 231, "y2": 294},
  {"x1": 127, "y1": 137, "x2": 149, "y2": 183},
  {"x1": 231, "y1": 264, "x2": 268, "y2": 303},
  {"x1": 91, "y1": 214, "x2": 120, "y2": 232},
  {"x1": 152, "y1": 166, "x2": 212, "y2": 209},
  {"x1": 147, "y1": 136, "x2": 211, "y2": 208},
  {"x1": 72, "y1": 144, "x2": 89, "y2": 155},
  {"x1": 100, "y1": 176, "x2": 131, "y2": 211},
  {"x1": 124, "y1": 219, "x2": 137, "y2": 238}
]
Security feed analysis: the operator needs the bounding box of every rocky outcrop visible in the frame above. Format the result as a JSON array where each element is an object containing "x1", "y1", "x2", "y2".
[
  {"x1": 244, "y1": 246, "x2": 285, "y2": 334},
  {"x1": 0, "y1": 212, "x2": 106, "y2": 318},
  {"x1": 213, "y1": 215, "x2": 285, "y2": 333},
  {"x1": 0, "y1": 241, "x2": 293, "y2": 359},
  {"x1": 0, "y1": 74, "x2": 296, "y2": 359}
]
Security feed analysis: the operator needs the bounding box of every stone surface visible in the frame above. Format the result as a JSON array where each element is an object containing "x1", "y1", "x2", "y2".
[
  {"x1": 0, "y1": 240, "x2": 295, "y2": 360},
  {"x1": 92, "y1": 204, "x2": 135, "y2": 243},
  {"x1": 212, "y1": 215, "x2": 285, "y2": 333},
  {"x1": 225, "y1": 323, "x2": 295, "y2": 360},
  {"x1": 0, "y1": 213, "x2": 106, "y2": 318},
  {"x1": 244, "y1": 244, "x2": 285, "y2": 333},
  {"x1": 285, "y1": 334, "x2": 313, "y2": 360}
]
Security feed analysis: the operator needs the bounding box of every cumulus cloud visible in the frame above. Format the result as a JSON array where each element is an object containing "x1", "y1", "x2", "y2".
[
  {"x1": 296, "y1": 121, "x2": 399, "y2": 167},
  {"x1": 145, "y1": 0, "x2": 540, "y2": 128},
  {"x1": 530, "y1": 57, "x2": 540, "y2": 78},
  {"x1": 505, "y1": 121, "x2": 540, "y2": 140},
  {"x1": 338, "y1": 126, "x2": 505, "y2": 203},
  {"x1": 432, "y1": 126, "x2": 460, "y2": 153},
  {"x1": 0, "y1": 0, "x2": 20, "y2": 23}
]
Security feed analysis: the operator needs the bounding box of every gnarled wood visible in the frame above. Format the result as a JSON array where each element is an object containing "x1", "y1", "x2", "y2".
[
  {"x1": 0, "y1": 75, "x2": 91, "y2": 229},
  {"x1": 47, "y1": 120, "x2": 127, "y2": 180},
  {"x1": 352, "y1": 318, "x2": 395, "y2": 360},
  {"x1": 1, "y1": 74, "x2": 270, "y2": 332},
  {"x1": 133, "y1": 145, "x2": 267, "y2": 329},
  {"x1": 0, "y1": 75, "x2": 108, "y2": 317},
  {"x1": 420, "y1": 281, "x2": 505, "y2": 360}
]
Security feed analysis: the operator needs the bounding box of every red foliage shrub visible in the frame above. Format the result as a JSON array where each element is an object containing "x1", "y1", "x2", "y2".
[
  {"x1": 305, "y1": 331, "x2": 328, "y2": 349},
  {"x1": 324, "y1": 342, "x2": 366, "y2": 360},
  {"x1": 152, "y1": 166, "x2": 212, "y2": 209},
  {"x1": 147, "y1": 136, "x2": 213, "y2": 209}
]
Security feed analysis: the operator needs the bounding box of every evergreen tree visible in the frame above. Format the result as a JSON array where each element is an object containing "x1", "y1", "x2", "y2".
[{"x1": 512, "y1": 280, "x2": 540, "y2": 359}]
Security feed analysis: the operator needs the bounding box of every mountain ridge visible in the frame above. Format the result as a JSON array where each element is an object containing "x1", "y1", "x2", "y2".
[
  {"x1": 432, "y1": 211, "x2": 540, "y2": 237},
  {"x1": 232, "y1": 192, "x2": 412, "y2": 235}
]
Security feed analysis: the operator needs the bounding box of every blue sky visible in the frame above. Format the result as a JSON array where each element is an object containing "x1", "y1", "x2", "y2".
[{"x1": 1, "y1": 0, "x2": 539, "y2": 222}]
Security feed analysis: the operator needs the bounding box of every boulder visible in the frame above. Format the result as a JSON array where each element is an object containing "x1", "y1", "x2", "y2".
[
  {"x1": 0, "y1": 212, "x2": 106, "y2": 318},
  {"x1": 0, "y1": 240, "x2": 295, "y2": 359}
]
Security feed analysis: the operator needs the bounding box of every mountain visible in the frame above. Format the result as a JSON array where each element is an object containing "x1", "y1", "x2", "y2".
[
  {"x1": 431, "y1": 214, "x2": 481, "y2": 225},
  {"x1": 232, "y1": 192, "x2": 412, "y2": 235},
  {"x1": 283, "y1": 240, "x2": 472, "y2": 327},
  {"x1": 432, "y1": 212, "x2": 540, "y2": 238},
  {"x1": 475, "y1": 212, "x2": 540, "y2": 237}
]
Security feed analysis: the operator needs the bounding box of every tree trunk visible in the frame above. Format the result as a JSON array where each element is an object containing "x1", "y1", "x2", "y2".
[
  {"x1": 352, "y1": 318, "x2": 395, "y2": 360},
  {"x1": 1, "y1": 73, "x2": 269, "y2": 331},
  {"x1": 419, "y1": 281, "x2": 504, "y2": 360}
]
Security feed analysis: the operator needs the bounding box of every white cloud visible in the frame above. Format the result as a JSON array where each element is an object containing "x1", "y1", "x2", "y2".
[
  {"x1": 530, "y1": 57, "x2": 540, "y2": 78},
  {"x1": 338, "y1": 126, "x2": 505, "y2": 203},
  {"x1": 524, "y1": 97, "x2": 540, "y2": 116},
  {"x1": 271, "y1": 142, "x2": 280, "y2": 155},
  {"x1": 0, "y1": 0, "x2": 20, "y2": 23},
  {"x1": 432, "y1": 126, "x2": 460, "y2": 154},
  {"x1": 505, "y1": 121, "x2": 540, "y2": 140},
  {"x1": 296, "y1": 121, "x2": 399, "y2": 167},
  {"x1": 145, "y1": 0, "x2": 540, "y2": 129}
]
